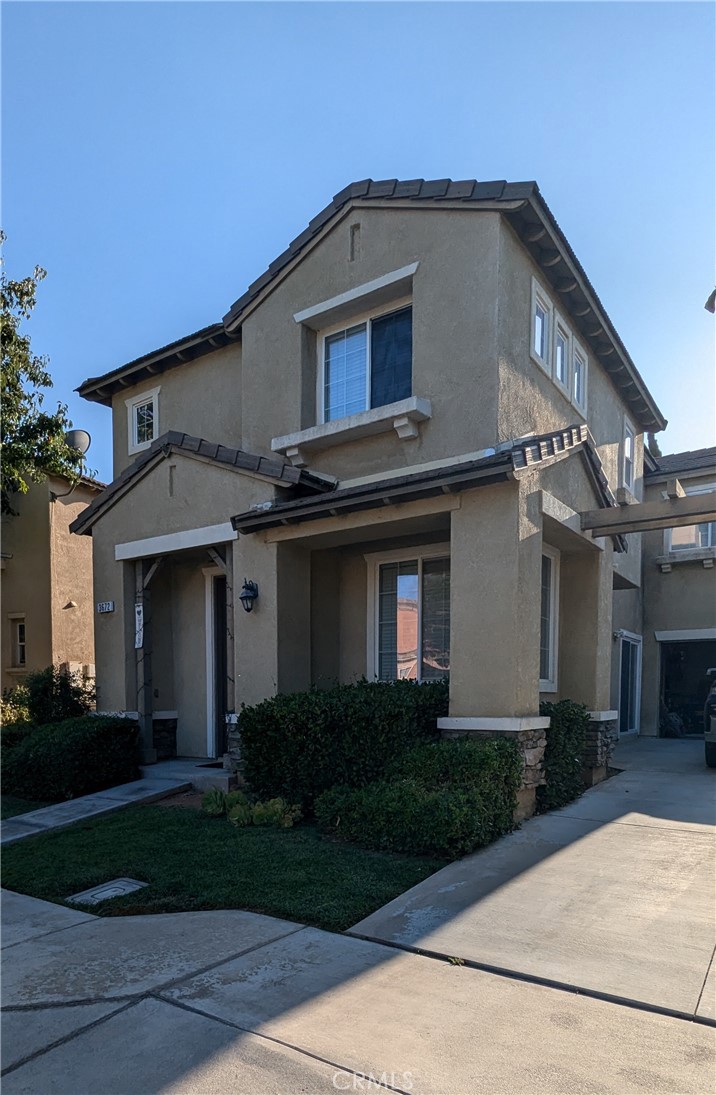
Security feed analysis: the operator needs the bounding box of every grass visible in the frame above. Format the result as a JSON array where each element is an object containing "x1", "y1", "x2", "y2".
[
  {"x1": 1, "y1": 795, "x2": 49, "y2": 819},
  {"x1": 1, "y1": 804, "x2": 444, "y2": 932}
]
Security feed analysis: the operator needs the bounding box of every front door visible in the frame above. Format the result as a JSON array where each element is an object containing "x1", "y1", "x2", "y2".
[
  {"x1": 213, "y1": 574, "x2": 228, "y2": 756},
  {"x1": 619, "y1": 634, "x2": 642, "y2": 735}
]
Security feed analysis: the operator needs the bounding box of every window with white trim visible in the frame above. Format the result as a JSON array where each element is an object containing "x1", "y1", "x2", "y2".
[
  {"x1": 369, "y1": 548, "x2": 450, "y2": 682},
  {"x1": 126, "y1": 387, "x2": 160, "y2": 454},
  {"x1": 554, "y1": 320, "x2": 570, "y2": 391},
  {"x1": 531, "y1": 278, "x2": 552, "y2": 373},
  {"x1": 666, "y1": 483, "x2": 716, "y2": 551},
  {"x1": 539, "y1": 547, "x2": 560, "y2": 691},
  {"x1": 321, "y1": 304, "x2": 412, "y2": 424},
  {"x1": 622, "y1": 419, "x2": 635, "y2": 491},
  {"x1": 572, "y1": 341, "x2": 588, "y2": 412}
]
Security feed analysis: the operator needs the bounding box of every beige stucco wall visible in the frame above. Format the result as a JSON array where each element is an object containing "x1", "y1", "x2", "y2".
[
  {"x1": 48, "y1": 478, "x2": 98, "y2": 672},
  {"x1": 111, "y1": 342, "x2": 242, "y2": 478},
  {"x1": 240, "y1": 207, "x2": 501, "y2": 480},
  {"x1": 496, "y1": 219, "x2": 643, "y2": 591}
]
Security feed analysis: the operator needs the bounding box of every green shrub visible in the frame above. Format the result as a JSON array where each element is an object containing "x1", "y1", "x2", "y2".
[
  {"x1": 9, "y1": 667, "x2": 95, "y2": 726},
  {"x1": 537, "y1": 699, "x2": 590, "y2": 812},
  {"x1": 202, "y1": 789, "x2": 227, "y2": 817},
  {"x1": 1, "y1": 716, "x2": 140, "y2": 802},
  {"x1": 227, "y1": 799, "x2": 253, "y2": 827},
  {"x1": 1, "y1": 720, "x2": 34, "y2": 751},
  {"x1": 240, "y1": 679, "x2": 448, "y2": 810},
  {"x1": 251, "y1": 797, "x2": 302, "y2": 829},
  {"x1": 315, "y1": 737, "x2": 522, "y2": 858}
]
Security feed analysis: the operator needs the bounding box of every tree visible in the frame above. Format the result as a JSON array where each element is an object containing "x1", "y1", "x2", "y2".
[{"x1": 1, "y1": 232, "x2": 84, "y2": 515}]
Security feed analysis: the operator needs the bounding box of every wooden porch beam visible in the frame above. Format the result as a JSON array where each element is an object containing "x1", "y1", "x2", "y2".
[
  {"x1": 581, "y1": 491, "x2": 716, "y2": 537},
  {"x1": 143, "y1": 556, "x2": 165, "y2": 589}
]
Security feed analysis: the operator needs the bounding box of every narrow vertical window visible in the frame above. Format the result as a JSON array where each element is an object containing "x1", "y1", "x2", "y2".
[
  {"x1": 14, "y1": 619, "x2": 26, "y2": 667},
  {"x1": 554, "y1": 326, "x2": 569, "y2": 389},
  {"x1": 573, "y1": 346, "x2": 587, "y2": 410},
  {"x1": 534, "y1": 302, "x2": 547, "y2": 361},
  {"x1": 539, "y1": 548, "x2": 559, "y2": 691},
  {"x1": 623, "y1": 421, "x2": 635, "y2": 490},
  {"x1": 126, "y1": 387, "x2": 160, "y2": 454}
]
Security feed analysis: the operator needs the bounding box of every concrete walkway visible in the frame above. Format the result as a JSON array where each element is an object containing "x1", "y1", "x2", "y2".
[
  {"x1": 0, "y1": 774, "x2": 192, "y2": 846},
  {"x1": 350, "y1": 737, "x2": 716, "y2": 1020},
  {"x1": 2, "y1": 890, "x2": 714, "y2": 1093}
]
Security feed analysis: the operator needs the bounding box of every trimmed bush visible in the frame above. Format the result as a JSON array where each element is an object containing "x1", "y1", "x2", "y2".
[
  {"x1": 537, "y1": 699, "x2": 590, "y2": 812},
  {"x1": 1, "y1": 716, "x2": 140, "y2": 802},
  {"x1": 4, "y1": 666, "x2": 95, "y2": 727},
  {"x1": 240, "y1": 679, "x2": 448, "y2": 810},
  {"x1": 315, "y1": 737, "x2": 522, "y2": 858}
]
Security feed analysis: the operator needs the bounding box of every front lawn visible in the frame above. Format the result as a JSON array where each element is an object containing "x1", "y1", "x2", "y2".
[
  {"x1": 1, "y1": 804, "x2": 443, "y2": 932},
  {"x1": 1, "y1": 795, "x2": 49, "y2": 819}
]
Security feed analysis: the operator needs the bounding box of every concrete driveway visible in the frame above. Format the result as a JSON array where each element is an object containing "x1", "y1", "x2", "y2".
[
  {"x1": 2, "y1": 890, "x2": 714, "y2": 1094},
  {"x1": 351, "y1": 737, "x2": 716, "y2": 1020}
]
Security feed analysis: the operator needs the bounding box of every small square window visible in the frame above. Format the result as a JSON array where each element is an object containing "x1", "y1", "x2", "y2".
[{"x1": 125, "y1": 387, "x2": 160, "y2": 454}]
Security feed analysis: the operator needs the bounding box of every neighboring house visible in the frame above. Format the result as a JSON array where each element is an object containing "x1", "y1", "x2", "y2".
[
  {"x1": 72, "y1": 178, "x2": 673, "y2": 764},
  {"x1": 1, "y1": 474, "x2": 104, "y2": 693},
  {"x1": 638, "y1": 446, "x2": 716, "y2": 735}
]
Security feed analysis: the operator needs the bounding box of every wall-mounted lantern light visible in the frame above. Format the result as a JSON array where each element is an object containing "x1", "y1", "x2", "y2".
[{"x1": 239, "y1": 579, "x2": 259, "y2": 613}]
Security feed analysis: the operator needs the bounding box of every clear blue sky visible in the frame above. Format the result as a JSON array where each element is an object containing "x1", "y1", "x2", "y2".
[{"x1": 3, "y1": 1, "x2": 714, "y2": 483}]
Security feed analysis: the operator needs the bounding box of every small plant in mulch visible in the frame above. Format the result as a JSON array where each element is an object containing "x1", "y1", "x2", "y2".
[{"x1": 202, "y1": 788, "x2": 302, "y2": 829}]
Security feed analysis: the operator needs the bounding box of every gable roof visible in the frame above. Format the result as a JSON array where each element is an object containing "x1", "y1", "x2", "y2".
[
  {"x1": 70, "y1": 431, "x2": 335, "y2": 536},
  {"x1": 645, "y1": 445, "x2": 716, "y2": 479},
  {"x1": 77, "y1": 178, "x2": 666, "y2": 431},
  {"x1": 231, "y1": 423, "x2": 626, "y2": 550}
]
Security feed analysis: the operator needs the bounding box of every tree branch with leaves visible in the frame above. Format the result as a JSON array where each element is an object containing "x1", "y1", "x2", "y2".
[{"x1": 1, "y1": 232, "x2": 86, "y2": 515}]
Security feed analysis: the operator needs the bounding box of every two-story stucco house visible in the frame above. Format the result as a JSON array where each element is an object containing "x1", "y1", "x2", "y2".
[{"x1": 71, "y1": 178, "x2": 669, "y2": 766}]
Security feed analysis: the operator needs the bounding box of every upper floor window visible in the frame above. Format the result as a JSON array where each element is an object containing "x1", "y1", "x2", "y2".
[
  {"x1": 531, "y1": 280, "x2": 552, "y2": 373},
  {"x1": 573, "y1": 342, "x2": 588, "y2": 411},
  {"x1": 667, "y1": 483, "x2": 716, "y2": 551},
  {"x1": 321, "y1": 305, "x2": 412, "y2": 424},
  {"x1": 622, "y1": 419, "x2": 635, "y2": 491},
  {"x1": 554, "y1": 321, "x2": 570, "y2": 392},
  {"x1": 10, "y1": 616, "x2": 26, "y2": 667},
  {"x1": 126, "y1": 387, "x2": 160, "y2": 455}
]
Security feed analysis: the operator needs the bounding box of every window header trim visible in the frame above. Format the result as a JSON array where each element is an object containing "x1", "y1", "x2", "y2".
[{"x1": 293, "y1": 263, "x2": 419, "y2": 330}]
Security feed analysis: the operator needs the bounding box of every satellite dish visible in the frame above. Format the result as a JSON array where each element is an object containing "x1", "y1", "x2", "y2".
[{"x1": 65, "y1": 429, "x2": 92, "y2": 455}]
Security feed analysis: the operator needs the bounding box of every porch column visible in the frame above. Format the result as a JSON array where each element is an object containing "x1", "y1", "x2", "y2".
[
  {"x1": 559, "y1": 543, "x2": 614, "y2": 711},
  {"x1": 447, "y1": 481, "x2": 543, "y2": 718},
  {"x1": 233, "y1": 536, "x2": 311, "y2": 709}
]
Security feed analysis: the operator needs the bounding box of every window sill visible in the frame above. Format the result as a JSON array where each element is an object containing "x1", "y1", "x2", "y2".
[
  {"x1": 271, "y1": 397, "x2": 432, "y2": 468},
  {"x1": 656, "y1": 547, "x2": 716, "y2": 572}
]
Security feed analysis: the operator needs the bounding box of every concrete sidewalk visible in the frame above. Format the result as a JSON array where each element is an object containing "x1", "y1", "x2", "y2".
[
  {"x1": 350, "y1": 738, "x2": 716, "y2": 1020},
  {"x1": 2, "y1": 890, "x2": 714, "y2": 1094},
  {"x1": 0, "y1": 775, "x2": 192, "y2": 846}
]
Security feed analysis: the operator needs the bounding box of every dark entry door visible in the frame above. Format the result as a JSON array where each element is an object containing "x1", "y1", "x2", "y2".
[{"x1": 213, "y1": 575, "x2": 228, "y2": 755}]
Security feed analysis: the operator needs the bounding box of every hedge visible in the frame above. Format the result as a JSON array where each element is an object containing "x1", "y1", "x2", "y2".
[
  {"x1": 240, "y1": 679, "x2": 448, "y2": 810},
  {"x1": 1, "y1": 716, "x2": 141, "y2": 802},
  {"x1": 537, "y1": 699, "x2": 590, "y2": 812},
  {"x1": 315, "y1": 737, "x2": 522, "y2": 857}
]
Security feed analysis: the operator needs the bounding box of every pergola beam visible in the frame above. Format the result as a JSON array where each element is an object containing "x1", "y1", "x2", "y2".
[{"x1": 582, "y1": 491, "x2": 716, "y2": 537}]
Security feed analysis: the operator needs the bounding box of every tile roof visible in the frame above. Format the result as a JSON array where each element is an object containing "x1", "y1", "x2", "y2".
[
  {"x1": 75, "y1": 178, "x2": 666, "y2": 431},
  {"x1": 646, "y1": 446, "x2": 716, "y2": 477},
  {"x1": 232, "y1": 424, "x2": 625, "y2": 549},
  {"x1": 70, "y1": 431, "x2": 334, "y2": 536}
]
